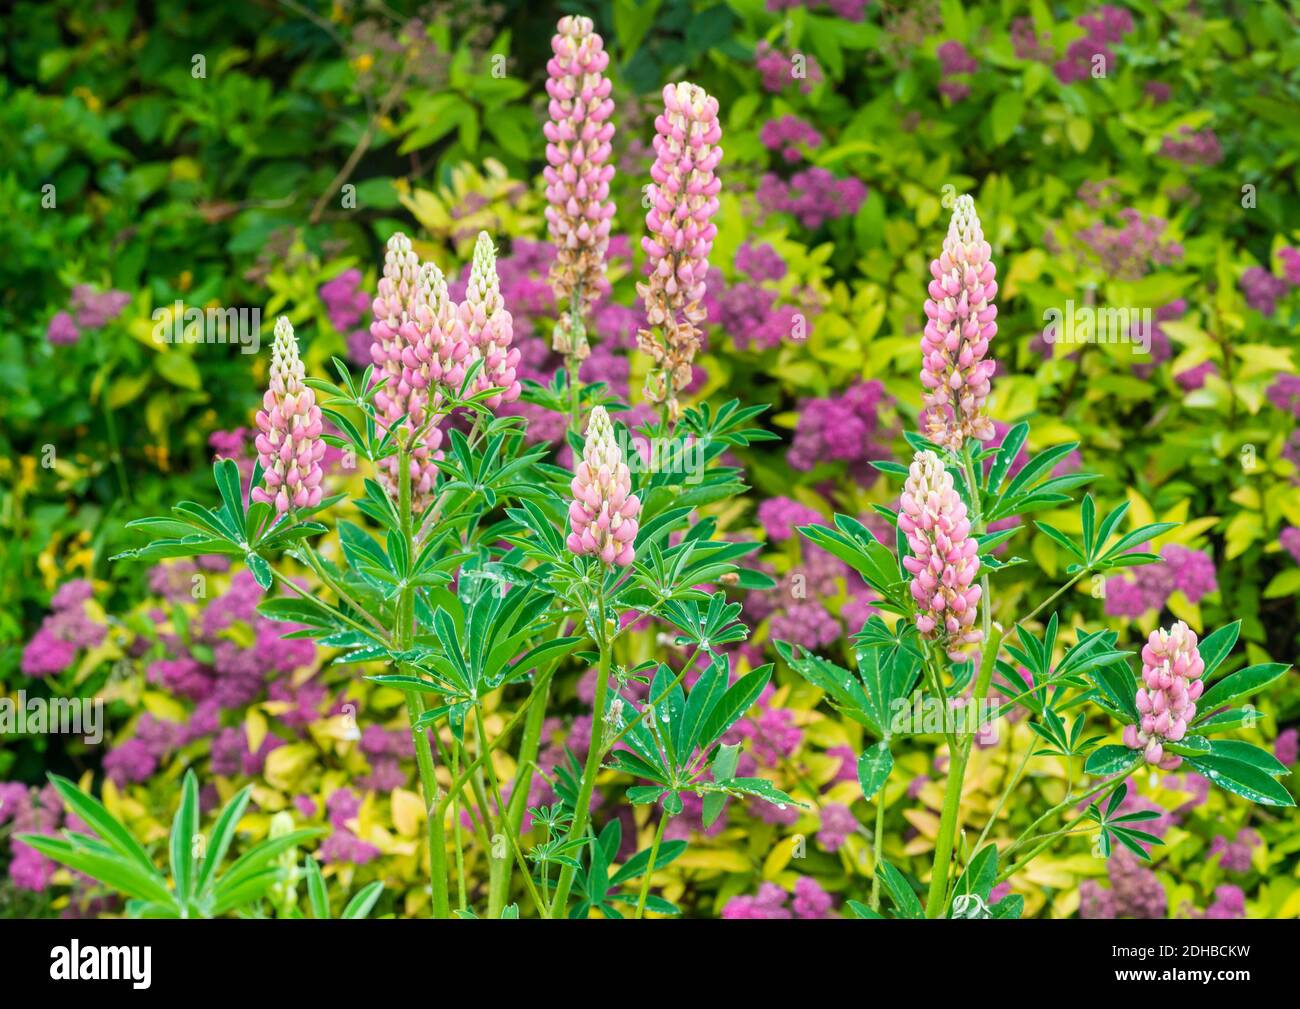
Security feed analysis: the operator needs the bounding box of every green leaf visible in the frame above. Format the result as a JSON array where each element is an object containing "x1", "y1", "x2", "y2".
[
  {"x1": 1084, "y1": 745, "x2": 1141, "y2": 776},
  {"x1": 341, "y1": 880, "x2": 385, "y2": 919},
  {"x1": 196, "y1": 785, "x2": 253, "y2": 898},
  {"x1": 1196, "y1": 663, "x2": 1289, "y2": 717},
  {"x1": 45, "y1": 774, "x2": 156, "y2": 873},
  {"x1": 1196, "y1": 621, "x2": 1240, "y2": 679},
  {"x1": 856, "y1": 740, "x2": 893, "y2": 802},
  {"x1": 305, "y1": 855, "x2": 330, "y2": 919},
  {"x1": 876, "y1": 860, "x2": 924, "y2": 919},
  {"x1": 1185, "y1": 754, "x2": 1295, "y2": 807},
  {"x1": 169, "y1": 770, "x2": 200, "y2": 905},
  {"x1": 698, "y1": 665, "x2": 771, "y2": 749},
  {"x1": 1208, "y1": 739, "x2": 1290, "y2": 777},
  {"x1": 16, "y1": 836, "x2": 175, "y2": 907}
]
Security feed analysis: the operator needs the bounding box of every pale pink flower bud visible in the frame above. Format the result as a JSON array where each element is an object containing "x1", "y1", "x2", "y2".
[
  {"x1": 544, "y1": 15, "x2": 616, "y2": 307},
  {"x1": 896, "y1": 450, "x2": 982, "y2": 660},
  {"x1": 458, "y1": 232, "x2": 521, "y2": 409},
  {"x1": 566, "y1": 406, "x2": 641, "y2": 567},
  {"x1": 921, "y1": 194, "x2": 998, "y2": 452},
  {"x1": 1124, "y1": 620, "x2": 1204, "y2": 770},
  {"x1": 252, "y1": 317, "x2": 326, "y2": 515}
]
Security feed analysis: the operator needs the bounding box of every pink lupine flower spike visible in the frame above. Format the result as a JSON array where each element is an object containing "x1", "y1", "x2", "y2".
[
  {"x1": 1124, "y1": 621, "x2": 1205, "y2": 769},
  {"x1": 252, "y1": 317, "x2": 326, "y2": 515},
  {"x1": 897, "y1": 449, "x2": 983, "y2": 661},
  {"x1": 921, "y1": 194, "x2": 998, "y2": 452},
  {"x1": 567, "y1": 406, "x2": 641, "y2": 566}
]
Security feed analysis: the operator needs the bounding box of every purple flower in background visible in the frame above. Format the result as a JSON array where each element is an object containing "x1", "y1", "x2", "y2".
[
  {"x1": 760, "y1": 115, "x2": 823, "y2": 162},
  {"x1": 789, "y1": 380, "x2": 889, "y2": 479},
  {"x1": 1174, "y1": 360, "x2": 1217, "y2": 391},
  {"x1": 47, "y1": 311, "x2": 80, "y2": 345},
  {"x1": 1076, "y1": 209, "x2": 1182, "y2": 280},
  {"x1": 1159, "y1": 127, "x2": 1224, "y2": 167},
  {"x1": 758, "y1": 497, "x2": 824, "y2": 541},
  {"x1": 1208, "y1": 829, "x2": 1259, "y2": 874},
  {"x1": 1274, "y1": 727, "x2": 1298, "y2": 765},
  {"x1": 755, "y1": 41, "x2": 823, "y2": 94},
  {"x1": 792, "y1": 876, "x2": 835, "y2": 918},
  {"x1": 817, "y1": 802, "x2": 858, "y2": 852},
  {"x1": 722, "y1": 881, "x2": 793, "y2": 919},
  {"x1": 1144, "y1": 80, "x2": 1171, "y2": 103},
  {"x1": 1280, "y1": 247, "x2": 1300, "y2": 286},
  {"x1": 1079, "y1": 848, "x2": 1167, "y2": 919},
  {"x1": 758, "y1": 167, "x2": 867, "y2": 229},
  {"x1": 1267, "y1": 374, "x2": 1300, "y2": 418},
  {"x1": 1201, "y1": 884, "x2": 1246, "y2": 920},
  {"x1": 1055, "y1": 5, "x2": 1134, "y2": 84},
  {"x1": 1242, "y1": 266, "x2": 1289, "y2": 316}
]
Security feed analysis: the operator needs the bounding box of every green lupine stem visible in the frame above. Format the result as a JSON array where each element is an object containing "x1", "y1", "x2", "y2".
[
  {"x1": 296, "y1": 540, "x2": 387, "y2": 634},
  {"x1": 635, "y1": 809, "x2": 671, "y2": 919},
  {"x1": 924, "y1": 729, "x2": 969, "y2": 918},
  {"x1": 475, "y1": 708, "x2": 549, "y2": 918},
  {"x1": 567, "y1": 284, "x2": 584, "y2": 433},
  {"x1": 550, "y1": 577, "x2": 610, "y2": 918},
  {"x1": 922, "y1": 442, "x2": 1001, "y2": 918},
  {"x1": 870, "y1": 783, "x2": 887, "y2": 911},
  {"x1": 395, "y1": 438, "x2": 449, "y2": 918},
  {"x1": 451, "y1": 745, "x2": 467, "y2": 912},
  {"x1": 487, "y1": 619, "x2": 573, "y2": 918}
]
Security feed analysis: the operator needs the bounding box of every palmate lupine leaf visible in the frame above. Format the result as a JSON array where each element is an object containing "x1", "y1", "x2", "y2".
[{"x1": 19, "y1": 771, "x2": 326, "y2": 917}]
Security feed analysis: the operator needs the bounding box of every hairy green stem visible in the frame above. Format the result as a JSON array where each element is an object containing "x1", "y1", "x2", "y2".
[
  {"x1": 487, "y1": 619, "x2": 573, "y2": 917},
  {"x1": 635, "y1": 810, "x2": 670, "y2": 919},
  {"x1": 476, "y1": 708, "x2": 549, "y2": 918},
  {"x1": 395, "y1": 438, "x2": 449, "y2": 918},
  {"x1": 550, "y1": 578, "x2": 609, "y2": 917},
  {"x1": 870, "y1": 784, "x2": 887, "y2": 911}
]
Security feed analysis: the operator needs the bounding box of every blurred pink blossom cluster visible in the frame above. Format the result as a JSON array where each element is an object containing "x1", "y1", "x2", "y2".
[
  {"x1": 760, "y1": 114, "x2": 823, "y2": 162},
  {"x1": 936, "y1": 40, "x2": 977, "y2": 100},
  {"x1": 757, "y1": 167, "x2": 867, "y2": 229},
  {"x1": 1104, "y1": 543, "x2": 1218, "y2": 618},
  {"x1": 722, "y1": 877, "x2": 834, "y2": 919},
  {"x1": 20, "y1": 580, "x2": 105, "y2": 678},
  {"x1": 1054, "y1": 4, "x2": 1134, "y2": 84},
  {"x1": 755, "y1": 41, "x2": 823, "y2": 93},
  {"x1": 46, "y1": 284, "x2": 132, "y2": 345},
  {"x1": 1159, "y1": 127, "x2": 1224, "y2": 167}
]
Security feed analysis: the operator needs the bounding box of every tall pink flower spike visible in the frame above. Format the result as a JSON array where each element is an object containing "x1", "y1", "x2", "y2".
[
  {"x1": 398, "y1": 262, "x2": 472, "y2": 510},
  {"x1": 898, "y1": 449, "x2": 983, "y2": 661},
  {"x1": 921, "y1": 194, "x2": 998, "y2": 452},
  {"x1": 370, "y1": 233, "x2": 423, "y2": 497},
  {"x1": 543, "y1": 15, "x2": 616, "y2": 315},
  {"x1": 636, "y1": 81, "x2": 723, "y2": 416},
  {"x1": 567, "y1": 406, "x2": 641, "y2": 566},
  {"x1": 252, "y1": 317, "x2": 326, "y2": 515},
  {"x1": 1124, "y1": 621, "x2": 1204, "y2": 770},
  {"x1": 459, "y1": 232, "x2": 521, "y2": 409}
]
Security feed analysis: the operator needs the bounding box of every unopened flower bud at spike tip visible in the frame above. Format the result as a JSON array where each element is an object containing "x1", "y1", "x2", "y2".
[
  {"x1": 458, "y1": 232, "x2": 521, "y2": 409},
  {"x1": 252, "y1": 317, "x2": 326, "y2": 515},
  {"x1": 897, "y1": 449, "x2": 982, "y2": 660},
  {"x1": 567, "y1": 406, "x2": 641, "y2": 567},
  {"x1": 920, "y1": 194, "x2": 998, "y2": 452}
]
